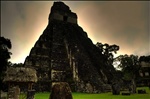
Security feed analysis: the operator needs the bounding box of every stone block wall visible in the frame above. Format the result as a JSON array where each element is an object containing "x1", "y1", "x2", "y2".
[{"x1": 7, "y1": 86, "x2": 20, "y2": 99}]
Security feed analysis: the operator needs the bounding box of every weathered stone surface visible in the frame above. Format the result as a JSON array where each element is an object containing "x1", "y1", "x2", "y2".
[
  {"x1": 1, "y1": 90, "x2": 7, "y2": 99},
  {"x1": 3, "y1": 67, "x2": 37, "y2": 83},
  {"x1": 85, "y1": 83, "x2": 93, "y2": 93},
  {"x1": 7, "y1": 86, "x2": 20, "y2": 99},
  {"x1": 50, "y1": 82, "x2": 72, "y2": 99},
  {"x1": 24, "y1": 1, "x2": 116, "y2": 93},
  {"x1": 49, "y1": 2, "x2": 77, "y2": 24}
]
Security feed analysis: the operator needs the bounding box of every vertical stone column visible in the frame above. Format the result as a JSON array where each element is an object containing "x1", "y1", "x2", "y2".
[
  {"x1": 7, "y1": 86, "x2": 20, "y2": 99},
  {"x1": 26, "y1": 90, "x2": 35, "y2": 99}
]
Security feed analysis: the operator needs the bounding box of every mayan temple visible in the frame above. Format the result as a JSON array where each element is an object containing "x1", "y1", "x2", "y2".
[{"x1": 24, "y1": 2, "x2": 115, "y2": 93}]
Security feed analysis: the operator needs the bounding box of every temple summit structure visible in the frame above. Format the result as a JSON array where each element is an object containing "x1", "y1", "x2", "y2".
[{"x1": 24, "y1": 2, "x2": 115, "y2": 93}]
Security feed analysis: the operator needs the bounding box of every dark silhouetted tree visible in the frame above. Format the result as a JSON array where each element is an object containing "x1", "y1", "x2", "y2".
[
  {"x1": 96, "y1": 42, "x2": 119, "y2": 82},
  {"x1": 12, "y1": 63, "x2": 24, "y2": 67},
  {"x1": 96, "y1": 42, "x2": 119, "y2": 67},
  {"x1": 0, "y1": 36, "x2": 12, "y2": 90},
  {"x1": 115, "y1": 54, "x2": 140, "y2": 93},
  {"x1": 139, "y1": 55, "x2": 150, "y2": 63}
]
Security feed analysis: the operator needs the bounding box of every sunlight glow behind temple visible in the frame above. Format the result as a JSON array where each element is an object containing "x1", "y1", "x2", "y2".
[{"x1": 1, "y1": 1, "x2": 149, "y2": 64}]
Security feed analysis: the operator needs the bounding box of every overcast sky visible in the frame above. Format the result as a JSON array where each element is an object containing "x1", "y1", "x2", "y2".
[{"x1": 1, "y1": 1, "x2": 150, "y2": 63}]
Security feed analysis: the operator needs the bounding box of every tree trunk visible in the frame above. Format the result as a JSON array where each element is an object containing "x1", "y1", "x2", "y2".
[{"x1": 130, "y1": 78, "x2": 136, "y2": 94}]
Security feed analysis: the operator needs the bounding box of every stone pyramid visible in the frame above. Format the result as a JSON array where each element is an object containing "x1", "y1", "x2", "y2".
[{"x1": 24, "y1": 2, "x2": 114, "y2": 93}]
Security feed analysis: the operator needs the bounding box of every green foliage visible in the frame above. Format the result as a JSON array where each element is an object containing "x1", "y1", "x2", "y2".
[
  {"x1": 96, "y1": 42, "x2": 119, "y2": 58},
  {"x1": 0, "y1": 37, "x2": 12, "y2": 72},
  {"x1": 12, "y1": 63, "x2": 24, "y2": 67},
  {"x1": 0, "y1": 37, "x2": 12, "y2": 90},
  {"x1": 115, "y1": 54, "x2": 140, "y2": 80},
  {"x1": 116, "y1": 55, "x2": 138, "y2": 69},
  {"x1": 139, "y1": 55, "x2": 150, "y2": 63},
  {"x1": 96, "y1": 42, "x2": 119, "y2": 67}
]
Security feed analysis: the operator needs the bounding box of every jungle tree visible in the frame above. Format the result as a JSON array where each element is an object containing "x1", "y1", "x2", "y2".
[
  {"x1": 0, "y1": 36, "x2": 12, "y2": 90},
  {"x1": 96, "y1": 42, "x2": 119, "y2": 64},
  {"x1": 115, "y1": 54, "x2": 140, "y2": 93}
]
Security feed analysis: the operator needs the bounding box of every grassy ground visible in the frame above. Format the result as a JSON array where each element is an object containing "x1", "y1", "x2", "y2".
[{"x1": 34, "y1": 87, "x2": 150, "y2": 99}]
